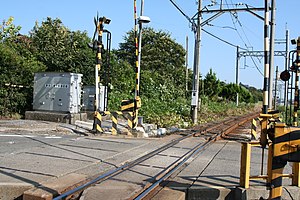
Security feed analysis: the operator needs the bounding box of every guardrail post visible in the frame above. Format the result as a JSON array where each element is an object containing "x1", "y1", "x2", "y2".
[{"x1": 240, "y1": 142, "x2": 251, "y2": 188}]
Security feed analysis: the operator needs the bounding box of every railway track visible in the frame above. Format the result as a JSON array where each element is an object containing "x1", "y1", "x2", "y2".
[{"x1": 53, "y1": 112, "x2": 259, "y2": 200}]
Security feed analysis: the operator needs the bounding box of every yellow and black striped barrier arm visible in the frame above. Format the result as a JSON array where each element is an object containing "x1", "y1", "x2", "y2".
[
  {"x1": 121, "y1": 99, "x2": 135, "y2": 112},
  {"x1": 269, "y1": 123, "x2": 300, "y2": 200}
]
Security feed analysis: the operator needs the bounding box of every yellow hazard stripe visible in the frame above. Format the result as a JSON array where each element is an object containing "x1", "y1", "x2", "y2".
[
  {"x1": 270, "y1": 186, "x2": 282, "y2": 199},
  {"x1": 112, "y1": 115, "x2": 117, "y2": 124},
  {"x1": 116, "y1": 111, "x2": 122, "y2": 115},
  {"x1": 121, "y1": 103, "x2": 134, "y2": 111},
  {"x1": 251, "y1": 119, "x2": 257, "y2": 140},
  {"x1": 95, "y1": 111, "x2": 102, "y2": 119},
  {"x1": 273, "y1": 139, "x2": 300, "y2": 157},
  {"x1": 104, "y1": 111, "x2": 111, "y2": 115},
  {"x1": 96, "y1": 124, "x2": 103, "y2": 132}
]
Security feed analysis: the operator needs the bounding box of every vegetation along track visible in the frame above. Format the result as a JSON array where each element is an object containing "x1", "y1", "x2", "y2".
[{"x1": 53, "y1": 112, "x2": 259, "y2": 200}]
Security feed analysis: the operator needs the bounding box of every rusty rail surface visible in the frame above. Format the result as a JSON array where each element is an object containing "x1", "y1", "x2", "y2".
[{"x1": 131, "y1": 112, "x2": 259, "y2": 200}]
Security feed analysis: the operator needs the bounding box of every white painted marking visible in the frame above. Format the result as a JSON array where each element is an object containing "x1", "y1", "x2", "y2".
[
  {"x1": 44, "y1": 136, "x2": 62, "y2": 139},
  {"x1": 0, "y1": 134, "x2": 36, "y2": 138}
]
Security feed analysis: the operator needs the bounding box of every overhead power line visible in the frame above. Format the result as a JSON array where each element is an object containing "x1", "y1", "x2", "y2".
[
  {"x1": 169, "y1": 0, "x2": 193, "y2": 25},
  {"x1": 169, "y1": 0, "x2": 265, "y2": 76},
  {"x1": 249, "y1": 55, "x2": 264, "y2": 76},
  {"x1": 169, "y1": 0, "x2": 245, "y2": 50},
  {"x1": 202, "y1": 28, "x2": 247, "y2": 50}
]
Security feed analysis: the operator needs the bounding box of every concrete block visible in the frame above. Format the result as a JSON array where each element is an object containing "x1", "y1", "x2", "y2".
[
  {"x1": 152, "y1": 187, "x2": 186, "y2": 200},
  {"x1": 135, "y1": 127, "x2": 148, "y2": 138},
  {"x1": 23, "y1": 173, "x2": 88, "y2": 200},
  {"x1": 80, "y1": 184, "x2": 139, "y2": 200},
  {"x1": 143, "y1": 124, "x2": 157, "y2": 134},
  {"x1": 25, "y1": 111, "x2": 87, "y2": 124},
  {"x1": 0, "y1": 183, "x2": 33, "y2": 200},
  {"x1": 187, "y1": 186, "x2": 235, "y2": 200},
  {"x1": 235, "y1": 186, "x2": 300, "y2": 200},
  {"x1": 157, "y1": 128, "x2": 166, "y2": 136},
  {"x1": 75, "y1": 120, "x2": 93, "y2": 130}
]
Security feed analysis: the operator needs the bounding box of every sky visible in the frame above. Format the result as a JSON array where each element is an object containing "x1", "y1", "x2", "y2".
[{"x1": 1, "y1": 0, "x2": 300, "y2": 90}]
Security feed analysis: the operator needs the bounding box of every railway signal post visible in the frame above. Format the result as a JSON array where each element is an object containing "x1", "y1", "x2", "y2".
[{"x1": 92, "y1": 15, "x2": 111, "y2": 133}]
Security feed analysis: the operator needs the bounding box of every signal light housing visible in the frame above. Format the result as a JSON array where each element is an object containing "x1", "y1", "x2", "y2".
[{"x1": 280, "y1": 70, "x2": 290, "y2": 82}]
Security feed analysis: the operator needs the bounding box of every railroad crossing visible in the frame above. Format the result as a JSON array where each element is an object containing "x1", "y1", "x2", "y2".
[{"x1": 0, "y1": 114, "x2": 299, "y2": 200}]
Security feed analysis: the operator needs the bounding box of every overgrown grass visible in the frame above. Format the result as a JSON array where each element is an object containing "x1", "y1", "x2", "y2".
[
  {"x1": 138, "y1": 95, "x2": 259, "y2": 128},
  {"x1": 277, "y1": 105, "x2": 300, "y2": 125},
  {"x1": 198, "y1": 100, "x2": 259, "y2": 124}
]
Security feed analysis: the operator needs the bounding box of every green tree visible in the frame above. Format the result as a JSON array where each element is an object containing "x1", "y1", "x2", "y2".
[
  {"x1": 114, "y1": 28, "x2": 189, "y2": 126},
  {"x1": 239, "y1": 85, "x2": 254, "y2": 103},
  {"x1": 220, "y1": 83, "x2": 240, "y2": 101},
  {"x1": 245, "y1": 84, "x2": 262, "y2": 102},
  {"x1": 0, "y1": 43, "x2": 46, "y2": 116},
  {"x1": 107, "y1": 53, "x2": 135, "y2": 111},
  {"x1": 203, "y1": 69, "x2": 222, "y2": 98},
  {"x1": 0, "y1": 17, "x2": 46, "y2": 117},
  {"x1": 0, "y1": 17, "x2": 21, "y2": 42},
  {"x1": 116, "y1": 27, "x2": 187, "y2": 92},
  {"x1": 30, "y1": 17, "x2": 95, "y2": 84}
]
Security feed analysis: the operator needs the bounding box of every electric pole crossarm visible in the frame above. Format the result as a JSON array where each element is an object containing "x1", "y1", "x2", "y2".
[
  {"x1": 238, "y1": 50, "x2": 286, "y2": 58},
  {"x1": 199, "y1": 7, "x2": 268, "y2": 23},
  {"x1": 201, "y1": 11, "x2": 224, "y2": 27},
  {"x1": 246, "y1": 9, "x2": 264, "y2": 21},
  {"x1": 201, "y1": 7, "x2": 265, "y2": 14}
]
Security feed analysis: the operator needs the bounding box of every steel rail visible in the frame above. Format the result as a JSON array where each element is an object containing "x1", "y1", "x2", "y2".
[
  {"x1": 53, "y1": 132, "x2": 195, "y2": 200},
  {"x1": 133, "y1": 133, "x2": 219, "y2": 200},
  {"x1": 132, "y1": 112, "x2": 259, "y2": 200},
  {"x1": 53, "y1": 112, "x2": 258, "y2": 200}
]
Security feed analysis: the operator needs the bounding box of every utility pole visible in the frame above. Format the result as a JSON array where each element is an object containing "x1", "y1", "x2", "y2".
[
  {"x1": 132, "y1": 0, "x2": 150, "y2": 128},
  {"x1": 268, "y1": 0, "x2": 276, "y2": 109},
  {"x1": 263, "y1": 0, "x2": 270, "y2": 114},
  {"x1": 191, "y1": 0, "x2": 201, "y2": 124},
  {"x1": 186, "y1": 36, "x2": 189, "y2": 92},
  {"x1": 284, "y1": 29, "x2": 289, "y2": 108},
  {"x1": 236, "y1": 46, "x2": 240, "y2": 106},
  {"x1": 274, "y1": 65, "x2": 278, "y2": 109},
  {"x1": 169, "y1": 1, "x2": 267, "y2": 123},
  {"x1": 137, "y1": 0, "x2": 144, "y2": 97}
]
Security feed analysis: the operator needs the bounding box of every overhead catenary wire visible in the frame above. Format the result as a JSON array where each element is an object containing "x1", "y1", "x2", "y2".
[
  {"x1": 249, "y1": 54, "x2": 264, "y2": 76},
  {"x1": 169, "y1": 0, "x2": 264, "y2": 76},
  {"x1": 169, "y1": 0, "x2": 244, "y2": 50},
  {"x1": 202, "y1": 28, "x2": 246, "y2": 50},
  {"x1": 225, "y1": 0, "x2": 263, "y2": 76},
  {"x1": 225, "y1": 0, "x2": 249, "y2": 49},
  {"x1": 229, "y1": 0, "x2": 253, "y2": 46},
  {"x1": 169, "y1": 0, "x2": 193, "y2": 24},
  {"x1": 169, "y1": 0, "x2": 197, "y2": 32}
]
